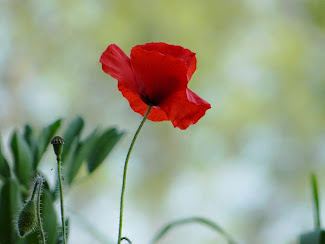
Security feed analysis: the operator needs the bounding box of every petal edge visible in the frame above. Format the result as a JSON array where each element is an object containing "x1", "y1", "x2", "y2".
[
  {"x1": 160, "y1": 89, "x2": 211, "y2": 129},
  {"x1": 100, "y1": 44, "x2": 136, "y2": 91}
]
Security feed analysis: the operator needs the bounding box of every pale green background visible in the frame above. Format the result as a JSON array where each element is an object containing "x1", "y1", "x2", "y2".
[{"x1": 1, "y1": 0, "x2": 325, "y2": 243}]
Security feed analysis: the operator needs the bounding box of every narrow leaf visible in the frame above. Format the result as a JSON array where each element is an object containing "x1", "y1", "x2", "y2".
[
  {"x1": 67, "y1": 128, "x2": 99, "y2": 184},
  {"x1": 150, "y1": 217, "x2": 238, "y2": 244},
  {"x1": 0, "y1": 179, "x2": 22, "y2": 244},
  {"x1": 23, "y1": 124, "x2": 36, "y2": 151},
  {"x1": 87, "y1": 128, "x2": 124, "y2": 173},
  {"x1": 61, "y1": 116, "x2": 85, "y2": 162},
  {"x1": 39, "y1": 190, "x2": 58, "y2": 244},
  {"x1": 34, "y1": 119, "x2": 62, "y2": 168},
  {"x1": 10, "y1": 131, "x2": 33, "y2": 186},
  {"x1": 0, "y1": 139, "x2": 11, "y2": 178},
  {"x1": 311, "y1": 173, "x2": 321, "y2": 229}
]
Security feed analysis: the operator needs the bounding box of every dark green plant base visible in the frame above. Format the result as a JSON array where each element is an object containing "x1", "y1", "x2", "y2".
[{"x1": 300, "y1": 229, "x2": 325, "y2": 244}]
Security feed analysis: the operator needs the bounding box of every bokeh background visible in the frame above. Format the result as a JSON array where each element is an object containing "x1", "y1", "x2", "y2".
[{"x1": 1, "y1": 0, "x2": 325, "y2": 243}]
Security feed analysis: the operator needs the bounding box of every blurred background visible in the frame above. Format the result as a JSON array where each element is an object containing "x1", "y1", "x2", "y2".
[{"x1": 1, "y1": 0, "x2": 325, "y2": 243}]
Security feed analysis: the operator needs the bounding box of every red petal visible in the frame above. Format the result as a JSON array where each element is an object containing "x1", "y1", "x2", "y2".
[
  {"x1": 160, "y1": 89, "x2": 211, "y2": 129},
  {"x1": 100, "y1": 44, "x2": 137, "y2": 92},
  {"x1": 130, "y1": 46, "x2": 188, "y2": 105},
  {"x1": 118, "y1": 83, "x2": 168, "y2": 121},
  {"x1": 135, "y1": 42, "x2": 197, "y2": 80}
]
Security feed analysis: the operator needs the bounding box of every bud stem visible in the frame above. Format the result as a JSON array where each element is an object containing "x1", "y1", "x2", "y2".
[
  {"x1": 57, "y1": 159, "x2": 67, "y2": 244},
  {"x1": 117, "y1": 105, "x2": 152, "y2": 244},
  {"x1": 37, "y1": 178, "x2": 46, "y2": 244},
  {"x1": 31, "y1": 180, "x2": 39, "y2": 201}
]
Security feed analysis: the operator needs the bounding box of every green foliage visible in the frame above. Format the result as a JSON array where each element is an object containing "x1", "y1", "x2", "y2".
[
  {"x1": 300, "y1": 174, "x2": 325, "y2": 244},
  {"x1": 24, "y1": 189, "x2": 58, "y2": 244},
  {"x1": 0, "y1": 139, "x2": 10, "y2": 178},
  {"x1": 66, "y1": 128, "x2": 98, "y2": 184},
  {"x1": 10, "y1": 131, "x2": 33, "y2": 186},
  {"x1": 34, "y1": 119, "x2": 62, "y2": 168},
  {"x1": 61, "y1": 116, "x2": 84, "y2": 162},
  {"x1": 56, "y1": 219, "x2": 70, "y2": 244},
  {"x1": 41, "y1": 190, "x2": 59, "y2": 244},
  {"x1": 300, "y1": 229, "x2": 325, "y2": 244},
  {"x1": 0, "y1": 178, "x2": 22, "y2": 244},
  {"x1": 87, "y1": 128, "x2": 125, "y2": 173},
  {"x1": 0, "y1": 117, "x2": 124, "y2": 244}
]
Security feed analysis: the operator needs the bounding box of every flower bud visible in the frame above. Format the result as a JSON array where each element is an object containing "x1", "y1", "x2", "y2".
[
  {"x1": 17, "y1": 200, "x2": 37, "y2": 237},
  {"x1": 51, "y1": 136, "x2": 65, "y2": 161}
]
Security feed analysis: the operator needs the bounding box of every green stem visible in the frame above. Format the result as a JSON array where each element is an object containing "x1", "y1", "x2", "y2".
[
  {"x1": 58, "y1": 159, "x2": 67, "y2": 244},
  {"x1": 30, "y1": 180, "x2": 39, "y2": 201},
  {"x1": 150, "y1": 217, "x2": 238, "y2": 244},
  {"x1": 37, "y1": 178, "x2": 46, "y2": 244},
  {"x1": 121, "y1": 237, "x2": 132, "y2": 244},
  {"x1": 117, "y1": 105, "x2": 152, "y2": 244}
]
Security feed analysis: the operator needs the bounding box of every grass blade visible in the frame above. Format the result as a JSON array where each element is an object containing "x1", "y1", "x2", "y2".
[
  {"x1": 311, "y1": 173, "x2": 321, "y2": 229},
  {"x1": 150, "y1": 216, "x2": 238, "y2": 244}
]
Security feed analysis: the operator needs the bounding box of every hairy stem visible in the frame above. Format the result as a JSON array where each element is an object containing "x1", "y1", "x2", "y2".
[
  {"x1": 58, "y1": 160, "x2": 67, "y2": 244},
  {"x1": 37, "y1": 178, "x2": 46, "y2": 244},
  {"x1": 31, "y1": 180, "x2": 39, "y2": 201},
  {"x1": 117, "y1": 105, "x2": 152, "y2": 244}
]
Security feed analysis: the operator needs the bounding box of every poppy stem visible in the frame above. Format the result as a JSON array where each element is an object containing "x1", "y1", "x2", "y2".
[
  {"x1": 117, "y1": 105, "x2": 152, "y2": 244},
  {"x1": 57, "y1": 159, "x2": 67, "y2": 244}
]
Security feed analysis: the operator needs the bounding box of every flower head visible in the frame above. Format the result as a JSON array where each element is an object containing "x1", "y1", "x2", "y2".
[{"x1": 100, "y1": 42, "x2": 211, "y2": 129}]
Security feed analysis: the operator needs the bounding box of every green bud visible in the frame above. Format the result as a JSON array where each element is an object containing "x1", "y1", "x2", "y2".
[
  {"x1": 17, "y1": 200, "x2": 37, "y2": 237},
  {"x1": 51, "y1": 136, "x2": 65, "y2": 161}
]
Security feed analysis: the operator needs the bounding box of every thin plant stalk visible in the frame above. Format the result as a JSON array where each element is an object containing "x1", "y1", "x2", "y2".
[
  {"x1": 121, "y1": 237, "x2": 132, "y2": 244},
  {"x1": 57, "y1": 159, "x2": 67, "y2": 244},
  {"x1": 37, "y1": 178, "x2": 46, "y2": 244},
  {"x1": 117, "y1": 105, "x2": 152, "y2": 244},
  {"x1": 150, "y1": 217, "x2": 238, "y2": 244}
]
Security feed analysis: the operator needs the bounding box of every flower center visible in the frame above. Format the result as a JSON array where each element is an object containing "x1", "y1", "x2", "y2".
[{"x1": 140, "y1": 94, "x2": 157, "y2": 106}]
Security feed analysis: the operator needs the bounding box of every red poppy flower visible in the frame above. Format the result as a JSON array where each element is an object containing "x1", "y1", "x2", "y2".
[{"x1": 100, "y1": 42, "x2": 211, "y2": 129}]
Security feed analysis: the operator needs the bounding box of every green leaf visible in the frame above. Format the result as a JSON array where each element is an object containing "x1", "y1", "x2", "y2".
[
  {"x1": 61, "y1": 116, "x2": 85, "y2": 162},
  {"x1": 67, "y1": 128, "x2": 99, "y2": 185},
  {"x1": 62, "y1": 136, "x2": 79, "y2": 170},
  {"x1": 150, "y1": 217, "x2": 238, "y2": 244},
  {"x1": 0, "y1": 138, "x2": 11, "y2": 178},
  {"x1": 23, "y1": 124, "x2": 36, "y2": 151},
  {"x1": 24, "y1": 232, "x2": 39, "y2": 244},
  {"x1": 311, "y1": 173, "x2": 321, "y2": 229},
  {"x1": 10, "y1": 131, "x2": 33, "y2": 186},
  {"x1": 300, "y1": 229, "x2": 325, "y2": 244},
  {"x1": 0, "y1": 178, "x2": 22, "y2": 244},
  {"x1": 87, "y1": 128, "x2": 124, "y2": 173},
  {"x1": 39, "y1": 190, "x2": 58, "y2": 244},
  {"x1": 34, "y1": 119, "x2": 62, "y2": 168}
]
